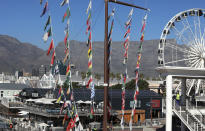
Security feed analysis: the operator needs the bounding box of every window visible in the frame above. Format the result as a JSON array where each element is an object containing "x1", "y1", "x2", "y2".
[
  {"x1": 32, "y1": 93, "x2": 38, "y2": 97},
  {"x1": 136, "y1": 100, "x2": 141, "y2": 108},
  {"x1": 1, "y1": 91, "x2": 3, "y2": 97}
]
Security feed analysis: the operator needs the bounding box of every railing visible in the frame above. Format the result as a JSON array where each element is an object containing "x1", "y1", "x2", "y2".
[
  {"x1": 172, "y1": 99, "x2": 194, "y2": 131},
  {"x1": 172, "y1": 99, "x2": 205, "y2": 131},
  {"x1": 186, "y1": 99, "x2": 205, "y2": 129}
]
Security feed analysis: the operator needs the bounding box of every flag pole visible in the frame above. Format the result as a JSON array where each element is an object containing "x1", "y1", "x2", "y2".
[{"x1": 103, "y1": 0, "x2": 149, "y2": 130}]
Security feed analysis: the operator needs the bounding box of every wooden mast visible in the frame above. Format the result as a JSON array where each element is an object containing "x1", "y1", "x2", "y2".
[{"x1": 103, "y1": 0, "x2": 149, "y2": 130}]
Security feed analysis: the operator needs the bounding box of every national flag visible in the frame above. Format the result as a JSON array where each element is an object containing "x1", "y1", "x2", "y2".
[
  {"x1": 64, "y1": 32, "x2": 68, "y2": 46},
  {"x1": 123, "y1": 26, "x2": 130, "y2": 38},
  {"x1": 128, "y1": 8, "x2": 133, "y2": 18},
  {"x1": 62, "y1": 114, "x2": 68, "y2": 125},
  {"x1": 66, "y1": 118, "x2": 75, "y2": 131},
  {"x1": 87, "y1": 32, "x2": 91, "y2": 46},
  {"x1": 40, "y1": 1, "x2": 48, "y2": 17},
  {"x1": 74, "y1": 113, "x2": 79, "y2": 123},
  {"x1": 43, "y1": 27, "x2": 52, "y2": 43},
  {"x1": 75, "y1": 122, "x2": 83, "y2": 131},
  {"x1": 66, "y1": 64, "x2": 70, "y2": 76},
  {"x1": 47, "y1": 39, "x2": 54, "y2": 56},
  {"x1": 141, "y1": 14, "x2": 147, "y2": 32},
  {"x1": 86, "y1": 0, "x2": 92, "y2": 14},
  {"x1": 86, "y1": 77, "x2": 92, "y2": 88},
  {"x1": 140, "y1": 32, "x2": 144, "y2": 41},
  {"x1": 63, "y1": 52, "x2": 69, "y2": 64},
  {"x1": 44, "y1": 16, "x2": 51, "y2": 31},
  {"x1": 108, "y1": 20, "x2": 114, "y2": 40},
  {"x1": 86, "y1": 13, "x2": 91, "y2": 26},
  {"x1": 57, "y1": 95, "x2": 61, "y2": 103},
  {"x1": 60, "y1": 0, "x2": 69, "y2": 7},
  {"x1": 108, "y1": 8, "x2": 115, "y2": 21},
  {"x1": 125, "y1": 18, "x2": 132, "y2": 28},
  {"x1": 62, "y1": 8, "x2": 70, "y2": 23},
  {"x1": 86, "y1": 24, "x2": 91, "y2": 34},
  {"x1": 123, "y1": 35, "x2": 130, "y2": 47},
  {"x1": 50, "y1": 50, "x2": 55, "y2": 66},
  {"x1": 120, "y1": 116, "x2": 124, "y2": 130}
]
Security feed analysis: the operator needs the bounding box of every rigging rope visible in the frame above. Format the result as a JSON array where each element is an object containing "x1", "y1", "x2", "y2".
[
  {"x1": 129, "y1": 13, "x2": 148, "y2": 131},
  {"x1": 86, "y1": 0, "x2": 95, "y2": 119},
  {"x1": 120, "y1": 7, "x2": 133, "y2": 130}
]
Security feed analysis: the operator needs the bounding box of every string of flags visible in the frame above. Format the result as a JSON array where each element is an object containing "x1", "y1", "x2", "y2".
[
  {"x1": 129, "y1": 14, "x2": 148, "y2": 131},
  {"x1": 59, "y1": 1, "x2": 82, "y2": 130},
  {"x1": 107, "y1": 8, "x2": 115, "y2": 120},
  {"x1": 40, "y1": 0, "x2": 56, "y2": 67},
  {"x1": 85, "y1": 0, "x2": 95, "y2": 119},
  {"x1": 120, "y1": 8, "x2": 133, "y2": 130}
]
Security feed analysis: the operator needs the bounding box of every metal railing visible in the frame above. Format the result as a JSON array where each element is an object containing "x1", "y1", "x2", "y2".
[{"x1": 172, "y1": 99, "x2": 205, "y2": 131}]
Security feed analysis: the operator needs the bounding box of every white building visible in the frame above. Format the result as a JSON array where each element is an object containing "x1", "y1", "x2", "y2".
[{"x1": 0, "y1": 83, "x2": 29, "y2": 102}]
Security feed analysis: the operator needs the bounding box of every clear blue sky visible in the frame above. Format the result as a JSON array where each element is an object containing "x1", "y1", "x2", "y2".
[{"x1": 0, "y1": 0, "x2": 204, "y2": 50}]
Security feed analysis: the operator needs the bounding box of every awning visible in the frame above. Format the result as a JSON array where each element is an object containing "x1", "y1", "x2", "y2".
[{"x1": 18, "y1": 111, "x2": 29, "y2": 116}]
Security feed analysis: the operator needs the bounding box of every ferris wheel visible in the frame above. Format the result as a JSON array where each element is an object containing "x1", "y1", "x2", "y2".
[{"x1": 158, "y1": 8, "x2": 205, "y2": 96}]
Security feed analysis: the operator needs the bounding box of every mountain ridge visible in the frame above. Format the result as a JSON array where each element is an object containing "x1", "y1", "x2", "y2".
[{"x1": 0, "y1": 35, "x2": 162, "y2": 78}]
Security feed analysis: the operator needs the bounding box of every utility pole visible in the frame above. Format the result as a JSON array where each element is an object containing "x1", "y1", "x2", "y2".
[{"x1": 103, "y1": 0, "x2": 149, "y2": 130}]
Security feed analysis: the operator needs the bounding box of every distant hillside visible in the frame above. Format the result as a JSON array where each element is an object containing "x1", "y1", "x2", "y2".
[
  {"x1": 0, "y1": 35, "x2": 176, "y2": 78},
  {"x1": 0, "y1": 35, "x2": 50, "y2": 73},
  {"x1": 55, "y1": 40, "x2": 164, "y2": 78}
]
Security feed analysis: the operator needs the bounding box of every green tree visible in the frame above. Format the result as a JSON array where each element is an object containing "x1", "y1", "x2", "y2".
[
  {"x1": 139, "y1": 73, "x2": 144, "y2": 80},
  {"x1": 110, "y1": 72, "x2": 115, "y2": 81},
  {"x1": 138, "y1": 79, "x2": 149, "y2": 90},
  {"x1": 94, "y1": 73, "x2": 101, "y2": 82},
  {"x1": 125, "y1": 79, "x2": 149, "y2": 90}
]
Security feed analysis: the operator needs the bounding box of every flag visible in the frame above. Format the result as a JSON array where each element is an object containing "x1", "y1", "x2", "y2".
[
  {"x1": 74, "y1": 113, "x2": 79, "y2": 123},
  {"x1": 62, "y1": 8, "x2": 70, "y2": 23},
  {"x1": 62, "y1": 114, "x2": 68, "y2": 125},
  {"x1": 120, "y1": 116, "x2": 124, "y2": 130},
  {"x1": 128, "y1": 8, "x2": 133, "y2": 18},
  {"x1": 86, "y1": 12, "x2": 91, "y2": 26},
  {"x1": 57, "y1": 95, "x2": 61, "y2": 103},
  {"x1": 66, "y1": 64, "x2": 70, "y2": 76},
  {"x1": 108, "y1": 20, "x2": 114, "y2": 40},
  {"x1": 64, "y1": 32, "x2": 68, "y2": 46},
  {"x1": 108, "y1": 8, "x2": 115, "y2": 21},
  {"x1": 75, "y1": 122, "x2": 83, "y2": 131},
  {"x1": 86, "y1": 77, "x2": 92, "y2": 88},
  {"x1": 43, "y1": 27, "x2": 52, "y2": 43},
  {"x1": 47, "y1": 39, "x2": 54, "y2": 56},
  {"x1": 125, "y1": 18, "x2": 132, "y2": 28},
  {"x1": 67, "y1": 87, "x2": 70, "y2": 95},
  {"x1": 63, "y1": 52, "x2": 69, "y2": 63},
  {"x1": 140, "y1": 32, "x2": 144, "y2": 41},
  {"x1": 60, "y1": 0, "x2": 69, "y2": 7},
  {"x1": 44, "y1": 16, "x2": 51, "y2": 31},
  {"x1": 123, "y1": 26, "x2": 130, "y2": 38},
  {"x1": 40, "y1": 1, "x2": 48, "y2": 17},
  {"x1": 66, "y1": 118, "x2": 75, "y2": 131},
  {"x1": 87, "y1": 32, "x2": 91, "y2": 46},
  {"x1": 141, "y1": 14, "x2": 147, "y2": 32},
  {"x1": 86, "y1": 24, "x2": 91, "y2": 34},
  {"x1": 90, "y1": 82, "x2": 95, "y2": 99},
  {"x1": 86, "y1": 0, "x2": 92, "y2": 14},
  {"x1": 50, "y1": 50, "x2": 55, "y2": 66}
]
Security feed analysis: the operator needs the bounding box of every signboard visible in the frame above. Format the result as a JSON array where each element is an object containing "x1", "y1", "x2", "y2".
[{"x1": 151, "y1": 100, "x2": 160, "y2": 108}]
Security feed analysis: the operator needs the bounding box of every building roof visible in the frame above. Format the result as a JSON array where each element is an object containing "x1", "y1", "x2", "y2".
[{"x1": 0, "y1": 83, "x2": 30, "y2": 90}]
